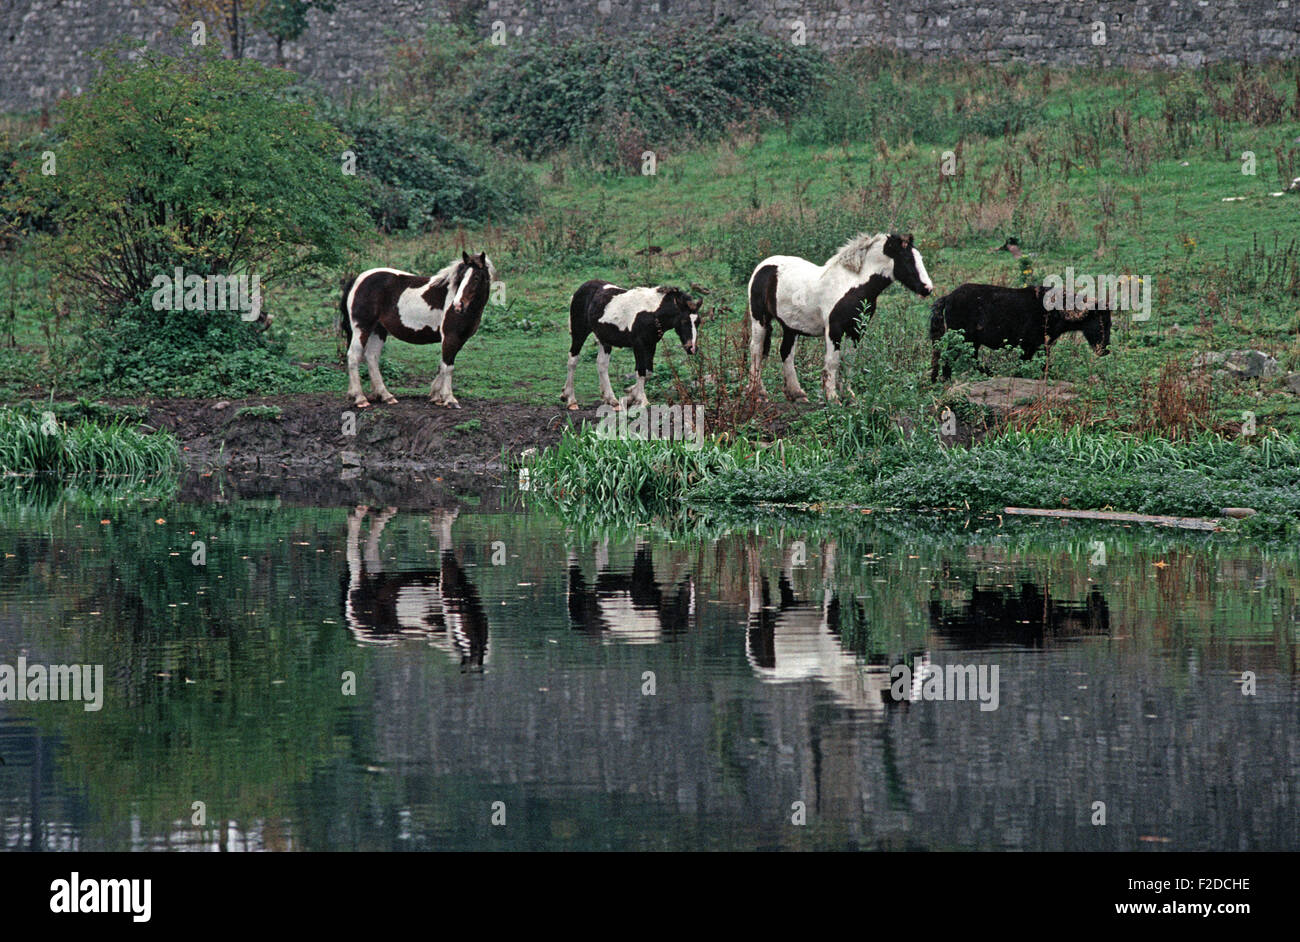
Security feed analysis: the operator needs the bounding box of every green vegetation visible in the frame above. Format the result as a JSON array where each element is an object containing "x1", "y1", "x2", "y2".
[
  {"x1": 8, "y1": 44, "x2": 365, "y2": 316},
  {"x1": 324, "y1": 99, "x2": 539, "y2": 230},
  {"x1": 0, "y1": 406, "x2": 179, "y2": 475},
  {"x1": 233, "y1": 404, "x2": 284, "y2": 420},
  {"x1": 528, "y1": 417, "x2": 1300, "y2": 538},
  {"x1": 1, "y1": 28, "x2": 1298, "y2": 527}
]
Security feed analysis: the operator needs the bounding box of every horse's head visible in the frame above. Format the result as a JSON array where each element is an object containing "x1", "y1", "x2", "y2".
[
  {"x1": 1046, "y1": 290, "x2": 1112, "y2": 357},
  {"x1": 659, "y1": 287, "x2": 703, "y2": 354},
  {"x1": 881, "y1": 233, "x2": 934, "y2": 297},
  {"x1": 451, "y1": 251, "x2": 493, "y2": 315}
]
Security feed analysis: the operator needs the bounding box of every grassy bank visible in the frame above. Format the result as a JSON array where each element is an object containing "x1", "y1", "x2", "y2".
[
  {"x1": 0, "y1": 406, "x2": 180, "y2": 476},
  {"x1": 3, "y1": 36, "x2": 1299, "y2": 529},
  {"x1": 526, "y1": 417, "x2": 1300, "y2": 538}
]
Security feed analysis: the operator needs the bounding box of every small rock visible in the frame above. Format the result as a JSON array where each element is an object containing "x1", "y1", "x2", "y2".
[
  {"x1": 1190, "y1": 350, "x2": 1278, "y2": 379},
  {"x1": 1284, "y1": 373, "x2": 1300, "y2": 396},
  {"x1": 948, "y1": 377, "x2": 1078, "y2": 414},
  {"x1": 213, "y1": 400, "x2": 231, "y2": 411},
  {"x1": 1221, "y1": 507, "x2": 1257, "y2": 519},
  {"x1": 340, "y1": 450, "x2": 362, "y2": 467}
]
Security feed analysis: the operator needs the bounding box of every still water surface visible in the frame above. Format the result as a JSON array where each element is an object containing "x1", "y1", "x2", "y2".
[{"x1": 1, "y1": 488, "x2": 1296, "y2": 850}]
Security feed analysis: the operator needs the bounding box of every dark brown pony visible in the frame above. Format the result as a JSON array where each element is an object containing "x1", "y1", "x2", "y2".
[{"x1": 339, "y1": 252, "x2": 495, "y2": 408}]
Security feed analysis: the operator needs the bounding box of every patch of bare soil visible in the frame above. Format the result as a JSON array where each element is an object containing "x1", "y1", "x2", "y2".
[{"x1": 138, "y1": 393, "x2": 603, "y2": 474}]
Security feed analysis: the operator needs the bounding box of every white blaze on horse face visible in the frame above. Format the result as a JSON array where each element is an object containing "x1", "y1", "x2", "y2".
[
  {"x1": 449, "y1": 265, "x2": 473, "y2": 312},
  {"x1": 913, "y1": 248, "x2": 934, "y2": 292},
  {"x1": 600, "y1": 286, "x2": 663, "y2": 332}
]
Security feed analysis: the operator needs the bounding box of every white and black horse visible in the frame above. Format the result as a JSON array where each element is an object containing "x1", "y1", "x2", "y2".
[
  {"x1": 747, "y1": 232, "x2": 934, "y2": 403},
  {"x1": 341, "y1": 506, "x2": 489, "y2": 668},
  {"x1": 561, "y1": 280, "x2": 702, "y2": 410},
  {"x1": 339, "y1": 252, "x2": 495, "y2": 409}
]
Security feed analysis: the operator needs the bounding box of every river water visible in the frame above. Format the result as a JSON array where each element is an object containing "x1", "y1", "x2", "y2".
[{"x1": 1, "y1": 480, "x2": 1296, "y2": 851}]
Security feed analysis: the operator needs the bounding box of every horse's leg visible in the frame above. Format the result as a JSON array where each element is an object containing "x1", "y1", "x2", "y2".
[
  {"x1": 347, "y1": 329, "x2": 370, "y2": 408},
  {"x1": 622, "y1": 344, "x2": 651, "y2": 409},
  {"x1": 432, "y1": 506, "x2": 459, "y2": 553},
  {"x1": 822, "y1": 328, "x2": 842, "y2": 404},
  {"x1": 596, "y1": 343, "x2": 620, "y2": 409},
  {"x1": 429, "y1": 334, "x2": 464, "y2": 408},
  {"x1": 779, "y1": 326, "x2": 808, "y2": 402},
  {"x1": 561, "y1": 327, "x2": 588, "y2": 410},
  {"x1": 364, "y1": 332, "x2": 397, "y2": 405},
  {"x1": 748, "y1": 314, "x2": 770, "y2": 400}
]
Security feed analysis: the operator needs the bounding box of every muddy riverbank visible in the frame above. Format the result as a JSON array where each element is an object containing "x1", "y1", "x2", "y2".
[{"x1": 137, "y1": 393, "x2": 603, "y2": 474}]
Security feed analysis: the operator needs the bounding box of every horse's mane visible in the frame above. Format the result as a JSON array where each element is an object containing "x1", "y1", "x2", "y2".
[
  {"x1": 430, "y1": 259, "x2": 465, "y2": 286},
  {"x1": 826, "y1": 232, "x2": 886, "y2": 274},
  {"x1": 430, "y1": 255, "x2": 496, "y2": 286}
]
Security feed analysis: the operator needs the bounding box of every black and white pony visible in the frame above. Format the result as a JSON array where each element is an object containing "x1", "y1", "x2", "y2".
[
  {"x1": 341, "y1": 506, "x2": 489, "y2": 669},
  {"x1": 747, "y1": 232, "x2": 934, "y2": 403},
  {"x1": 561, "y1": 280, "x2": 702, "y2": 410},
  {"x1": 339, "y1": 252, "x2": 495, "y2": 409}
]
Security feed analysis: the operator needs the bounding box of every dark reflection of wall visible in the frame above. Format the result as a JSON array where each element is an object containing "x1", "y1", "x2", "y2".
[
  {"x1": 565, "y1": 541, "x2": 695, "y2": 643},
  {"x1": 340, "y1": 507, "x2": 489, "y2": 669},
  {"x1": 929, "y1": 582, "x2": 1111, "y2": 649}
]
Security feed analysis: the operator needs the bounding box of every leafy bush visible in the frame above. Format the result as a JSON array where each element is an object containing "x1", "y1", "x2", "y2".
[
  {"x1": 12, "y1": 43, "x2": 365, "y2": 316},
  {"x1": 326, "y1": 100, "x2": 539, "y2": 230},
  {"x1": 74, "y1": 296, "x2": 302, "y2": 397},
  {"x1": 0, "y1": 121, "x2": 61, "y2": 240},
  {"x1": 469, "y1": 25, "x2": 825, "y2": 168}
]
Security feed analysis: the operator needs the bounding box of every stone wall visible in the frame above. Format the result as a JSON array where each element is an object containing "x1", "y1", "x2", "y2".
[{"x1": 2, "y1": 0, "x2": 1297, "y2": 111}]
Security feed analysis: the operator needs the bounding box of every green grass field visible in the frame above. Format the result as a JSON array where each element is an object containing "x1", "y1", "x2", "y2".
[{"x1": 2, "y1": 59, "x2": 1298, "y2": 430}]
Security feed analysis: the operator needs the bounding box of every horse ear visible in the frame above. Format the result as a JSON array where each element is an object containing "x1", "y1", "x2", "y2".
[
  {"x1": 462, "y1": 251, "x2": 471, "y2": 265},
  {"x1": 902, "y1": 233, "x2": 914, "y2": 247},
  {"x1": 476, "y1": 252, "x2": 487, "y2": 266},
  {"x1": 688, "y1": 298, "x2": 702, "y2": 313}
]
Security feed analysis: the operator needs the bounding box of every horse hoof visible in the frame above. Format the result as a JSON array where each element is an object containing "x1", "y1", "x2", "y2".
[
  {"x1": 355, "y1": 399, "x2": 371, "y2": 409},
  {"x1": 381, "y1": 395, "x2": 398, "y2": 405},
  {"x1": 567, "y1": 403, "x2": 580, "y2": 411}
]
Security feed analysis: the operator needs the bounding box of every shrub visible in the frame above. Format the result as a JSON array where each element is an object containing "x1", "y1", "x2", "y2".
[
  {"x1": 74, "y1": 296, "x2": 302, "y2": 397},
  {"x1": 12, "y1": 43, "x2": 365, "y2": 317},
  {"x1": 469, "y1": 25, "x2": 824, "y2": 168},
  {"x1": 0, "y1": 120, "x2": 61, "y2": 242},
  {"x1": 326, "y1": 100, "x2": 539, "y2": 230}
]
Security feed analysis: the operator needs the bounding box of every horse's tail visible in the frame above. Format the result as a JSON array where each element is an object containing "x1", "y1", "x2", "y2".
[
  {"x1": 567, "y1": 280, "x2": 604, "y2": 352},
  {"x1": 338, "y1": 274, "x2": 357, "y2": 347},
  {"x1": 748, "y1": 264, "x2": 778, "y2": 357}
]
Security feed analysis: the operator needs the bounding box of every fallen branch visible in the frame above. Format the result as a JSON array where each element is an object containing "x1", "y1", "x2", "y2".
[{"x1": 1003, "y1": 507, "x2": 1221, "y2": 531}]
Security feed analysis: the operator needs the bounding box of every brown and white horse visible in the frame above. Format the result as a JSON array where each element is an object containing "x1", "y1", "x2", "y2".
[{"x1": 339, "y1": 252, "x2": 494, "y2": 408}]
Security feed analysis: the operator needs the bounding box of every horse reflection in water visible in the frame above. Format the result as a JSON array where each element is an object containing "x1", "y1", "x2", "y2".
[
  {"x1": 929, "y1": 581, "x2": 1111, "y2": 649},
  {"x1": 341, "y1": 506, "x2": 489, "y2": 669},
  {"x1": 566, "y1": 539, "x2": 695, "y2": 644},
  {"x1": 745, "y1": 539, "x2": 893, "y2": 713}
]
